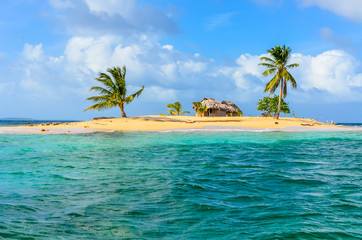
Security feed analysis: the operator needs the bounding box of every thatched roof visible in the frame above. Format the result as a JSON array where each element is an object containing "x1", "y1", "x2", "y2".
[
  {"x1": 221, "y1": 100, "x2": 242, "y2": 113},
  {"x1": 193, "y1": 98, "x2": 241, "y2": 112}
]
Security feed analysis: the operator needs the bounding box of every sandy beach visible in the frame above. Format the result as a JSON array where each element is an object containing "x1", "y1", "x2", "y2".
[{"x1": 0, "y1": 116, "x2": 347, "y2": 134}]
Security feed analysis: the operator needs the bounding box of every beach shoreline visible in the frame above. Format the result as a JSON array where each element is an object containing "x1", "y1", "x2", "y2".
[{"x1": 0, "y1": 115, "x2": 354, "y2": 134}]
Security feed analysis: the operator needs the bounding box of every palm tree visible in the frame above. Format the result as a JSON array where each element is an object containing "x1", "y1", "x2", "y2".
[
  {"x1": 166, "y1": 102, "x2": 190, "y2": 116},
  {"x1": 84, "y1": 66, "x2": 144, "y2": 118},
  {"x1": 258, "y1": 45, "x2": 299, "y2": 119},
  {"x1": 192, "y1": 102, "x2": 208, "y2": 117}
]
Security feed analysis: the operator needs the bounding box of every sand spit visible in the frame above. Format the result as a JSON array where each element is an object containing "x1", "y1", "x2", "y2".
[{"x1": 0, "y1": 115, "x2": 351, "y2": 134}]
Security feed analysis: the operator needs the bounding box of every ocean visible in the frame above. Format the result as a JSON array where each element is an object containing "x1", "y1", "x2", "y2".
[
  {"x1": 0, "y1": 119, "x2": 77, "y2": 127},
  {"x1": 0, "y1": 126, "x2": 361, "y2": 239}
]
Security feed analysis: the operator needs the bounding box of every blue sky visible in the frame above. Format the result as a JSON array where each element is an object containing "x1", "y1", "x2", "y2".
[{"x1": 0, "y1": 0, "x2": 361, "y2": 122}]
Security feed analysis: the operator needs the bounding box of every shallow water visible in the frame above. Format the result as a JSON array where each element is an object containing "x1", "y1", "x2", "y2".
[
  {"x1": 0, "y1": 131, "x2": 361, "y2": 239},
  {"x1": 0, "y1": 119, "x2": 76, "y2": 127}
]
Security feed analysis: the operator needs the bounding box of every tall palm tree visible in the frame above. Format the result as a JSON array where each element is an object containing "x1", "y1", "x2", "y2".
[
  {"x1": 84, "y1": 66, "x2": 144, "y2": 118},
  {"x1": 258, "y1": 45, "x2": 299, "y2": 119},
  {"x1": 166, "y1": 102, "x2": 190, "y2": 116}
]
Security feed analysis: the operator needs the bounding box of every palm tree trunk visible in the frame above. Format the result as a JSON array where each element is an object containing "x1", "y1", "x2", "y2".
[
  {"x1": 119, "y1": 104, "x2": 127, "y2": 118},
  {"x1": 274, "y1": 79, "x2": 284, "y2": 119}
]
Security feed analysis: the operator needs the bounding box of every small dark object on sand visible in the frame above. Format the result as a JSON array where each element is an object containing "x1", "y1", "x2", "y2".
[{"x1": 93, "y1": 117, "x2": 115, "y2": 120}]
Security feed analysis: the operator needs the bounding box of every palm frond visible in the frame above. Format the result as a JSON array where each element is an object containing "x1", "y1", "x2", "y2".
[
  {"x1": 269, "y1": 79, "x2": 281, "y2": 93},
  {"x1": 84, "y1": 100, "x2": 117, "y2": 112},
  {"x1": 286, "y1": 63, "x2": 299, "y2": 69},
  {"x1": 89, "y1": 86, "x2": 112, "y2": 95},
  {"x1": 260, "y1": 57, "x2": 276, "y2": 64},
  {"x1": 124, "y1": 86, "x2": 144, "y2": 104},
  {"x1": 109, "y1": 66, "x2": 127, "y2": 96},
  {"x1": 95, "y1": 73, "x2": 116, "y2": 90},
  {"x1": 86, "y1": 95, "x2": 111, "y2": 102},
  {"x1": 262, "y1": 68, "x2": 277, "y2": 77},
  {"x1": 166, "y1": 101, "x2": 183, "y2": 115},
  {"x1": 166, "y1": 103, "x2": 175, "y2": 108},
  {"x1": 167, "y1": 109, "x2": 176, "y2": 115},
  {"x1": 192, "y1": 102, "x2": 201, "y2": 109},
  {"x1": 259, "y1": 62, "x2": 276, "y2": 68},
  {"x1": 85, "y1": 65, "x2": 144, "y2": 116},
  {"x1": 264, "y1": 74, "x2": 280, "y2": 94},
  {"x1": 283, "y1": 71, "x2": 297, "y2": 89},
  {"x1": 274, "y1": 59, "x2": 284, "y2": 66},
  {"x1": 260, "y1": 44, "x2": 299, "y2": 104}
]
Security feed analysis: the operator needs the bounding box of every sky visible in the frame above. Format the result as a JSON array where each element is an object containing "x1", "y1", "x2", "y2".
[{"x1": 0, "y1": 0, "x2": 361, "y2": 122}]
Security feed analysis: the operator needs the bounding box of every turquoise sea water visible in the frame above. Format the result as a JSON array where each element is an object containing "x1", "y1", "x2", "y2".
[{"x1": 0, "y1": 130, "x2": 361, "y2": 239}]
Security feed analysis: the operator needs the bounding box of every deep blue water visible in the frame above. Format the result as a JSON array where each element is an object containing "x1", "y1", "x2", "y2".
[{"x1": 0, "y1": 131, "x2": 361, "y2": 239}]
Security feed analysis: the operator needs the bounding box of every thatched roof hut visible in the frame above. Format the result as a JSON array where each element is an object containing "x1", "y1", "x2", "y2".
[
  {"x1": 193, "y1": 98, "x2": 242, "y2": 117},
  {"x1": 221, "y1": 100, "x2": 242, "y2": 113}
]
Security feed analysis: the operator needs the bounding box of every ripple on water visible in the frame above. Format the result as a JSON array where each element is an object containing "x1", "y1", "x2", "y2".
[{"x1": 0, "y1": 131, "x2": 361, "y2": 239}]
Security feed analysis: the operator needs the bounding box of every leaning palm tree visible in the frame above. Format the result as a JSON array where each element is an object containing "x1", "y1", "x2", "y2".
[
  {"x1": 258, "y1": 45, "x2": 299, "y2": 119},
  {"x1": 84, "y1": 66, "x2": 144, "y2": 118},
  {"x1": 166, "y1": 102, "x2": 190, "y2": 116}
]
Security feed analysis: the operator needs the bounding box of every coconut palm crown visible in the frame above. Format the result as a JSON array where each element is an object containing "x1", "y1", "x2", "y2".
[
  {"x1": 192, "y1": 102, "x2": 208, "y2": 117},
  {"x1": 166, "y1": 102, "x2": 190, "y2": 116},
  {"x1": 258, "y1": 45, "x2": 299, "y2": 119},
  {"x1": 84, "y1": 66, "x2": 144, "y2": 118}
]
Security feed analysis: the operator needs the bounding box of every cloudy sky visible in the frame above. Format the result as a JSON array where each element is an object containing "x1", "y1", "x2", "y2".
[{"x1": 0, "y1": 0, "x2": 361, "y2": 122}]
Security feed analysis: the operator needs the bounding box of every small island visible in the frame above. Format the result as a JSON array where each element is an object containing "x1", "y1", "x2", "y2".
[
  {"x1": 0, "y1": 45, "x2": 347, "y2": 134},
  {"x1": 0, "y1": 115, "x2": 344, "y2": 134}
]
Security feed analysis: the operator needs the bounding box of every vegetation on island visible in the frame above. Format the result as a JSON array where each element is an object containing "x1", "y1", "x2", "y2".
[
  {"x1": 83, "y1": 45, "x2": 299, "y2": 119},
  {"x1": 236, "y1": 109, "x2": 243, "y2": 117},
  {"x1": 257, "y1": 95, "x2": 290, "y2": 117},
  {"x1": 259, "y1": 45, "x2": 299, "y2": 119},
  {"x1": 228, "y1": 109, "x2": 243, "y2": 117},
  {"x1": 192, "y1": 102, "x2": 208, "y2": 117},
  {"x1": 166, "y1": 102, "x2": 190, "y2": 116},
  {"x1": 84, "y1": 66, "x2": 144, "y2": 118}
]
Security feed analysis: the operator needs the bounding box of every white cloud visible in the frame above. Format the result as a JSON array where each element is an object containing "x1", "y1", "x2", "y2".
[
  {"x1": 162, "y1": 45, "x2": 174, "y2": 51},
  {"x1": 220, "y1": 50, "x2": 362, "y2": 102},
  {"x1": 50, "y1": 0, "x2": 178, "y2": 37},
  {"x1": 15, "y1": 37, "x2": 212, "y2": 102},
  {"x1": 22, "y1": 43, "x2": 44, "y2": 61},
  {"x1": 298, "y1": 0, "x2": 362, "y2": 22},
  {"x1": 17, "y1": 38, "x2": 362, "y2": 106},
  {"x1": 17, "y1": 43, "x2": 89, "y2": 100},
  {"x1": 179, "y1": 61, "x2": 207, "y2": 74},
  {"x1": 141, "y1": 86, "x2": 177, "y2": 102},
  {"x1": 65, "y1": 36, "x2": 116, "y2": 74},
  {"x1": 84, "y1": 0, "x2": 137, "y2": 19},
  {"x1": 223, "y1": 54, "x2": 265, "y2": 92},
  {"x1": 291, "y1": 50, "x2": 362, "y2": 100}
]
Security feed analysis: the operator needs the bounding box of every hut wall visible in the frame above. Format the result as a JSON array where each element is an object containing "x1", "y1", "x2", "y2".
[
  {"x1": 209, "y1": 109, "x2": 227, "y2": 117},
  {"x1": 194, "y1": 112, "x2": 208, "y2": 117}
]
